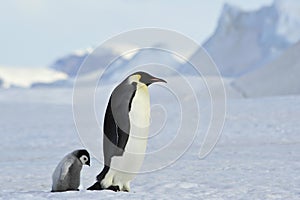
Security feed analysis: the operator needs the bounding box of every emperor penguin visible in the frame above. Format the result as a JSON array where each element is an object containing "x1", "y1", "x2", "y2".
[
  {"x1": 51, "y1": 149, "x2": 90, "y2": 192},
  {"x1": 88, "y1": 71, "x2": 166, "y2": 192}
]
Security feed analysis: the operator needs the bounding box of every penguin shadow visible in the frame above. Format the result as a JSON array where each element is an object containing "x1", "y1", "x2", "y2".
[{"x1": 50, "y1": 189, "x2": 79, "y2": 193}]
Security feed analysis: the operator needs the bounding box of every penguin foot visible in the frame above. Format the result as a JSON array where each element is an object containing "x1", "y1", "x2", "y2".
[
  {"x1": 87, "y1": 182, "x2": 121, "y2": 192},
  {"x1": 87, "y1": 182, "x2": 103, "y2": 190},
  {"x1": 107, "y1": 185, "x2": 120, "y2": 192}
]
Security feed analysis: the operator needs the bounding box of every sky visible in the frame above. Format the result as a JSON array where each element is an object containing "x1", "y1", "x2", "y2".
[{"x1": 0, "y1": 0, "x2": 273, "y2": 68}]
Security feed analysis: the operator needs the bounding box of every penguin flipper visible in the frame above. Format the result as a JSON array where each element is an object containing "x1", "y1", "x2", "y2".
[
  {"x1": 60, "y1": 159, "x2": 73, "y2": 180},
  {"x1": 104, "y1": 83, "x2": 133, "y2": 159},
  {"x1": 115, "y1": 126, "x2": 129, "y2": 156}
]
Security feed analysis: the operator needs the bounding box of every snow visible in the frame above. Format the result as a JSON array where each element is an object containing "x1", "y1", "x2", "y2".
[
  {"x1": 0, "y1": 67, "x2": 68, "y2": 89},
  {"x1": 73, "y1": 47, "x2": 94, "y2": 57},
  {"x1": 275, "y1": 0, "x2": 300, "y2": 43},
  {"x1": 0, "y1": 84, "x2": 299, "y2": 199},
  {"x1": 102, "y1": 43, "x2": 139, "y2": 60}
]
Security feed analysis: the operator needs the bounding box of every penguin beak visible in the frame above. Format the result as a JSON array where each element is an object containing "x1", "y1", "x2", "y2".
[
  {"x1": 150, "y1": 77, "x2": 167, "y2": 83},
  {"x1": 87, "y1": 161, "x2": 90, "y2": 166}
]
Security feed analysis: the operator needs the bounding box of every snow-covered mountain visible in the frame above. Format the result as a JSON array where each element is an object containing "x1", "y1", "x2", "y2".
[
  {"x1": 52, "y1": 0, "x2": 300, "y2": 79},
  {"x1": 4, "y1": 0, "x2": 300, "y2": 92},
  {"x1": 99, "y1": 47, "x2": 186, "y2": 84},
  {"x1": 50, "y1": 50, "x2": 89, "y2": 77},
  {"x1": 50, "y1": 46, "x2": 130, "y2": 78},
  {"x1": 195, "y1": 0, "x2": 300, "y2": 77},
  {"x1": 232, "y1": 41, "x2": 300, "y2": 97},
  {"x1": 50, "y1": 46, "x2": 186, "y2": 85},
  {"x1": 0, "y1": 67, "x2": 68, "y2": 89}
]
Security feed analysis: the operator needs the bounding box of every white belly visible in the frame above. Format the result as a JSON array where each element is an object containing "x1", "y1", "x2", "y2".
[{"x1": 101, "y1": 84, "x2": 150, "y2": 191}]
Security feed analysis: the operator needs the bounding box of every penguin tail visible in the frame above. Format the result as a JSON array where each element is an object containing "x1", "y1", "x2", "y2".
[{"x1": 87, "y1": 182, "x2": 103, "y2": 190}]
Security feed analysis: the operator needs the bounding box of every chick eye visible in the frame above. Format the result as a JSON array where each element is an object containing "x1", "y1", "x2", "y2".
[{"x1": 84, "y1": 157, "x2": 87, "y2": 161}]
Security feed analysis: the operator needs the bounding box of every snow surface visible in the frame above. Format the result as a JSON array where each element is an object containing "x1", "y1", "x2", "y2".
[{"x1": 0, "y1": 85, "x2": 299, "y2": 199}]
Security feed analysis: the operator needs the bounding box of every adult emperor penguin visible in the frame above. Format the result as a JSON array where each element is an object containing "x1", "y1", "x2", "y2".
[
  {"x1": 51, "y1": 149, "x2": 90, "y2": 192},
  {"x1": 88, "y1": 71, "x2": 166, "y2": 192}
]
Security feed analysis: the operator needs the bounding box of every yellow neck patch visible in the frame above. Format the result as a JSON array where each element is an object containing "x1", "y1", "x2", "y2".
[{"x1": 128, "y1": 74, "x2": 141, "y2": 84}]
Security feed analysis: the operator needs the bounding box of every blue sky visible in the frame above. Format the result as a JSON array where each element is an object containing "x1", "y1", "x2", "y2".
[{"x1": 0, "y1": 0, "x2": 273, "y2": 68}]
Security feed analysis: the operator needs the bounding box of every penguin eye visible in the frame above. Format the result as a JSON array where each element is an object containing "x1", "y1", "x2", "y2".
[{"x1": 80, "y1": 155, "x2": 88, "y2": 164}]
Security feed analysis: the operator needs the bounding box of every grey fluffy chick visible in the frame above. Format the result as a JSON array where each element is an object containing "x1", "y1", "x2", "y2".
[{"x1": 51, "y1": 149, "x2": 90, "y2": 192}]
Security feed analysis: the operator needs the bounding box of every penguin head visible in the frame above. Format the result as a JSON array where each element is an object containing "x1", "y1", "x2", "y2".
[
  {"x1": 128, "y1": 71, "x2": 167, "y2": 86},
  {"x1": 73, "y1": 149, "x2": 90, "y2": 166}
]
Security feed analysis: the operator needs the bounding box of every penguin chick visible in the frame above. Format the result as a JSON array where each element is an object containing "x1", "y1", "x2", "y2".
[{"x1": 51, "y1": 149, "x2": 90, "y2": 192}]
